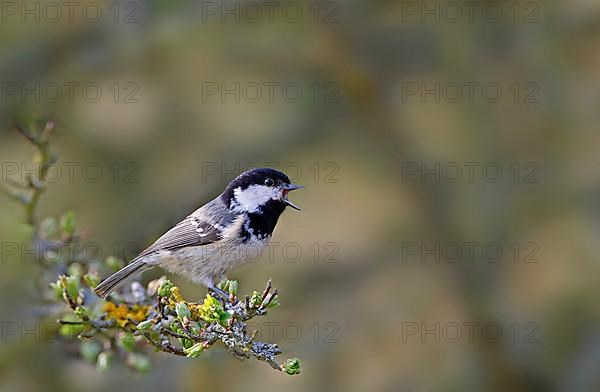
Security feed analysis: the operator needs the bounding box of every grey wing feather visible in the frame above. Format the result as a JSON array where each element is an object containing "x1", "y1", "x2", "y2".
[
  {"x1": 95, "y1": 218, "x2": 218, "y2": 298},
  {"x1": 94, "y1": 198, "x2": 237, "y2": 298},
  {"x1": 136, "y1": 216, "x2": 222, "y2": 258},
  {"x1": 136, "y1": 198, "x2": 237, "y2": 259}
]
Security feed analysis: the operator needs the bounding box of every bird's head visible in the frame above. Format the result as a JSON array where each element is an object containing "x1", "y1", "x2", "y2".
[{"x1": 222, "y1": 168, "x2": 303, "y2": 214}]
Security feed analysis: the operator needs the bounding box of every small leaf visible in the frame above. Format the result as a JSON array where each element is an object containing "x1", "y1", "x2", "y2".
[
  {"x1": 198, "y1": 294, "x2": 230, "y2": 326},
  {"x1": 126, "y1": 353, "x2": 151, "y2": 373},
  {"x1": 59, "y1": 211, "x2": 76, "y2": 238},
  {"x1": 157, "y1": 279, "x2": 174, "y2": 297},
  {"x1": 250, "y1": 291, "x2": 262, "y2": 307},
  {"x1": 217, "y1": 278, "x2": 228, "y2": 291},
  {"x1": 67, "y1": 263, "x2": 84, "y2": 278},
  {"x1": 64, "y1": 275, "x2": 80, "y2": 300},
  {"x1": 97, "y1": 351, "x2": 112, "y2": 372},
  {"x1": 282, "y1": 358, "x2": 301, "y2": 375},
  {"x1": 228, "y1": 280, "x2": 238, "y2": 296},
  {"x1": 39, "y1": 216, "x2": 59, "y2": 239},
  {"x1": 83, "y1": 273, "x2": 100, "y2": 289},
  {"x1": 74, "y1": 305, "x2": 89, "y2": 320},
  {"x1": 189, "y1": 321, "x2": 203, "y2": 336},
  {"x1": 80, "y1": 341, "x2": 102, "y2": 363},
  {"x1": 179, "y1": 337, "x2": 193, "y2": 349},
  {"x1": 105, "y1": 256, "x2": 124, "y2": 271},
  {"x1": 49, "y1": 281, "x2": 63, "y2": 301},
  {"x1": 146, "y1": 276, "x2": 168, "y2": 296},
  {"x1": 266, "y1": 296, "x2": 280, "y2": 308},
  {"x1": 184, "y1": 343, "x2": 205, "y2": 358},
  {"x1": 175, "y1": 302, "x2": 191, "y2": 322},
  {"x1": 59, "y1": 323, "x2": 84, "y2": 338},
  {"x1": 136, "y1": 319, "x2": 154, "y2": 331},
  {"x1": 120, "y1": 332, "x2": 136, "y2": 352}
]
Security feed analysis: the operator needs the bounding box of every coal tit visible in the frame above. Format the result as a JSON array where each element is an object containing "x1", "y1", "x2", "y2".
[{"x1": 94, "y1": 168, "x2": 303, "y2": 299}]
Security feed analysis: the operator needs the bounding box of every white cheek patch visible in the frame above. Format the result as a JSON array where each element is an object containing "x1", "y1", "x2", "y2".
[{"x1": 232, "y1": 185, "x2": 280, "y2": 213}]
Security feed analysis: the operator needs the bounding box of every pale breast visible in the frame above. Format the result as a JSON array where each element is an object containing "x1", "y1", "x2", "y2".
[{"x1": 152, "y1": 233, "x2": 270, "y2": 287}]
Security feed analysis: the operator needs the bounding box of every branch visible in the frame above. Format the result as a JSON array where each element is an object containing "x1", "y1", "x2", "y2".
[
  {"x1": 7, "y1": 120, "x2": 301, "y2": 376},
  {"x1": 4, "y1": 121, "x2": 57, "y2": 227}
]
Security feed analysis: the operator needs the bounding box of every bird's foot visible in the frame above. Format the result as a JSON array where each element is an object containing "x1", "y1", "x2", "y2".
[{"x1": 208, "y1": 286, "x2": 230, "y2": 303}]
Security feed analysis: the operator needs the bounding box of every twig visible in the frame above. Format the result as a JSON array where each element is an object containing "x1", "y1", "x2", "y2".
[
  {"x1": 0, "y1": 185, "x2": 29, "y2": 204},
  {"x1": 13, "y1": 124, "x2": 37, "y2": 144},
  {"x1": 10, "y1": 121, "x2": 57, "y2": 227},
  {"x1": 161, "y1": 328, "x2": 192, "y2": 341},
  {"x1": 260, "y1": 278, "x2": 272, "y2": 304},
  {"x1": 263, "y1": 289, "x2": 278, "y2": 308},
  {"x1": 57, "y1": 320, "x2": 84, "y2": 325},
  {"x1": 141, "y1": 332, "x2": 186, "y2": 356}
]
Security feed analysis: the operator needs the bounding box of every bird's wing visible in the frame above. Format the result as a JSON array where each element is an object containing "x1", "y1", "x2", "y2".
[{"x1": 136, "y1": 215, "x2": 224, "y2": 259}]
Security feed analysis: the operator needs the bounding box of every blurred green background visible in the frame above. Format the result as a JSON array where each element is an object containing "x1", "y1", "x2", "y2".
[{"x1": 1, "y1": 0, "x2": 599, "y2": 391}]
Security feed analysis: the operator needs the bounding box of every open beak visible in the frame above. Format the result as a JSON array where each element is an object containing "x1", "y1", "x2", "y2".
[{"x1": 281, "y1": 183, "x2": 303, "y2": 211}]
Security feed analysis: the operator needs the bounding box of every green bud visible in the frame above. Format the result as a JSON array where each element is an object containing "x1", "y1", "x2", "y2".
[
  {"x1": 39, "y1": 216, "x2": 59, "y2": 240},
  {"x1": 126, "y1": 353, "x2": 151, "y2": 373},
  {"x1": 83, "y1": 273, "x2": 100, "y2": 289},
  {"x1": 105, "y1": 256, "x2": 125, "y2": 271},
  {"x1": 175, "y1": 302, "x2": 191, "y2": 321},
  {"x1": 189, "y1": 321, "x2": 203, "y2": 336},
  {"x1": 59, "y1": 323, "x2": 84, "y2": 338},
  {"x1": 146, "y1": 277, "x2": 167, "y2": 296},
  {"x1": 282, "y1": 358, "x2": 301, "y2": 375},
  {"x1": 64, "y1": 275, "x2": 80, "y2": 300},
  {"x1": 50, "y1": 281, "x2": 63, "y2": 301},
  {"x1": 184, "y1": 342, "x2": 205, "y2": 358},
  {"x1": 217, "y1": 279, "x2": 228, "y2": 291},
  {"x1": 179, "y1": 337, "x2": 193, "y2": 349},
  {"x1": 228, "y1": 280, "x2": 238, "y2": 296},
  {"x1": 97, "y1": 351, "x2": 112, "y2": 372},
  {"x1": 59, "y1": 211, "x2": 76, "y2": 238},
  {"x1": 80, "y1": 341, "x2": 102, "y2": 363},
  {"x1": 250, "y1": 291, "x2": 262, "y2": 307},
  {"x1": 136, "y1": 319, "x2": 154, "y2": 331},
  {"x1": 266, "y1": 296, "x2": 280, "y2": 308},
  {"x1": 198, "y1": 294, "x2": 230, "y2": 326},
  {"x1": 157, "y1": 279, "x2": 174, "y2": 297},
  {"x1": 169, "y1": 323, "x2": 183, "y2": 334},
  {"x1": 67, "y1": 263, "x2": 84, "y2": 278},
  {"x1": 120, "y1": 332, "x2": 136, "y2": 352},
  {"x1": 74, "y1": 305, "x2": 89, "y2": 320}
]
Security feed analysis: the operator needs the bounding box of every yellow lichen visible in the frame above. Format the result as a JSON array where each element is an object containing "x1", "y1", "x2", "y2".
[{"x1": 103, "y1": 302, "x2": 149, "y2": 328}]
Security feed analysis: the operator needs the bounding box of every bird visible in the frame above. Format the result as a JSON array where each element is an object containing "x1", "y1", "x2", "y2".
[{"x1": 94, "y1": 168, "x2": 303, "y2": 299}]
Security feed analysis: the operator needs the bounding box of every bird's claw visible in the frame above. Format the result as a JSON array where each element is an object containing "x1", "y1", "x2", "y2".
[{"x1": 208, "y1": 286, "x2": 230, "y2": 303}]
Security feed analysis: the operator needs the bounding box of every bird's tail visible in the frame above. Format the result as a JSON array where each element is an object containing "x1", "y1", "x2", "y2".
[{"x1": 94, "y1": 258, "x2": 150, "y2": 299}]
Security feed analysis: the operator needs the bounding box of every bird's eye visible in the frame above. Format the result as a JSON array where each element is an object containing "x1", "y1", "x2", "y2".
[{"x1": 264, "y1": 178, "x2": 274, "y2": 187}]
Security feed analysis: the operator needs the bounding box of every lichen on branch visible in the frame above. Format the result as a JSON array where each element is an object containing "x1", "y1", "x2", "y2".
[{"x1": 53, "y1": 273, "x2": 299, "y2": 374}]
